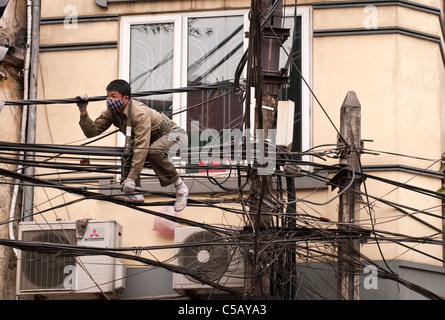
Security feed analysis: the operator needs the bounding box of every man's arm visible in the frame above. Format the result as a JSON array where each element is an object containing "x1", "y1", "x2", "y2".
[
  {"x1": 76, "y1": 94, "x2": 112, "y2": 138},
  {"x1": 79, "y1": 111, "x2": 113, "y2": 138}
]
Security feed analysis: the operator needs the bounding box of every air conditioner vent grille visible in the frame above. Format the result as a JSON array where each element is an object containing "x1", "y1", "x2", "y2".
[
  {"x1": 20, "y1": 229, "x2": 76, "y2": 291},
  {"x1": 173, "y1": 227, "x2": 245, "y2": 294},
  {"x1": 177, "y1": 230, "x2": 232, "y2": 283}
]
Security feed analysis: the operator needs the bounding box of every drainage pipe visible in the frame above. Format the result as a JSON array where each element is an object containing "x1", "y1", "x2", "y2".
[
  {"x1": 22, "y1": 0, "x2": 40, "y2": 222},
  {"x1": 9, "y1": 0, "x2": 32, "y2": 254}
]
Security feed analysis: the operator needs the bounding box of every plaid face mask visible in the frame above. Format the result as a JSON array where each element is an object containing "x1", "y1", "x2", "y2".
[{"x1": 106, "y1": 98, "x2": 124, "y2": 112}]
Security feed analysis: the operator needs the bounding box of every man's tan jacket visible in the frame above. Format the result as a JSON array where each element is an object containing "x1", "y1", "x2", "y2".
[{"x1": 79, "y1": 99, "x2": 178, "y2": 181}]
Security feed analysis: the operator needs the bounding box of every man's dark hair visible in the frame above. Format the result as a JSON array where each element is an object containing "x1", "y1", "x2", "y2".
[{"x1": 106, "y1": 79, "x2": 132, "y2": 99}]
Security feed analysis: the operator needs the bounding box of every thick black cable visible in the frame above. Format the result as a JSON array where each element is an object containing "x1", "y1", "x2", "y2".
[
  {"x1": 2, "y1": 83, "x2": 232, "y2": 106},
  {"x1": 0, "y1": 238, "x2": 245, "y2": 299},
  {"x1": 0, "y1": 166, "x2": 238, "y2": 236}
]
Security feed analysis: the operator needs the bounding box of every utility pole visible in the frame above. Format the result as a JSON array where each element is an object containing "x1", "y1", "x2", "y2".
[
  {"x1": 0, "y1": 0, "x2": 26, "y2": 300},
  {"x1": 244, "y1": 0, "x2": 289, "y2": 299},
  {"x1": 336, "y1": 91, "x2": 362, "y2": 300}
]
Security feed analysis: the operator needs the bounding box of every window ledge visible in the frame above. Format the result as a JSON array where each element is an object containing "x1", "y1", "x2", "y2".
[{"x1": 98, "y1": 171, "x2": 329, "y2": 196}]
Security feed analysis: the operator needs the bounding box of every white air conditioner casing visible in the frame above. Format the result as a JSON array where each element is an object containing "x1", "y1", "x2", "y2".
[
  {"x1": 172, "y1": 226, "x2": 244, "y2": 295},
  {"x1": 16, "y1": 219, "x2": 126, "y2": 300}
]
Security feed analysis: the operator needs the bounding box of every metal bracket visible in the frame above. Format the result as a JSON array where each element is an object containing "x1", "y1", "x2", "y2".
[{"x1": 95, "y1": 0, "x2": 108, "y2": 8}]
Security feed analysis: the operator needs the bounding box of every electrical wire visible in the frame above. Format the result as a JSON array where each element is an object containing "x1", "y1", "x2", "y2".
[
  {"x1": 1, "y1": 133, "x2": 444, "y2": 299},
  {"x1": 2, "y1": 83, "x2": 233, "y2": 106},
  {"x1": 1, "y1": 0, "x2": 445, "y2": 301}
]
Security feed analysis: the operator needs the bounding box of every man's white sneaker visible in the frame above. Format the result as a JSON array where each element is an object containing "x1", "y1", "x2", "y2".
[{"x1": 174, "y1": 184, "x2": 188, "y2": 212}]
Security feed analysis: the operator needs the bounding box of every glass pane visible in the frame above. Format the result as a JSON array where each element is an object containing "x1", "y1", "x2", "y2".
[
  {"x1": 130, "y1": 23, "x2": 174, "y2": 115},
  {"x1": 187, "y1": 16, "x2": 244, "y2": 133},
  {"x1": 279, "y1": 16, "x2": 302, "y2": 154}
]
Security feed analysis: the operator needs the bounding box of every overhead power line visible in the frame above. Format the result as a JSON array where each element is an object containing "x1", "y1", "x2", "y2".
[{"x1": 1, "y1": 83, "x2": 233, "y2": 106}]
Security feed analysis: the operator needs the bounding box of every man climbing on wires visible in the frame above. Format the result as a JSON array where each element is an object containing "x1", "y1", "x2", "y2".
[{"x1": 76, "y1": 79, "x2": 189, "y2": 212}]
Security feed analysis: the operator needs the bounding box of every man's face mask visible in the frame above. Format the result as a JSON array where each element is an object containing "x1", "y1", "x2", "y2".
[{"x1": 106, "y1": 98, "x2": 124, "y2": 112}]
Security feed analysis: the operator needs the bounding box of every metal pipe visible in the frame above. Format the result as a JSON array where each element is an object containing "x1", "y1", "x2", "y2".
[
  {"x1": 9, "y1": 0, "x2": 32, "y2": 253},
  {"x1": 22, "y1": 0, "x2": 40, "y2": 222}
]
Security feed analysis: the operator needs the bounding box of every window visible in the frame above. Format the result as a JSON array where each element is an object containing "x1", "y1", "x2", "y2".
[
  {"x1": 121, "y1": 11, "x2": 247, "y2": 129},
  {"x1": 130, "y1": 22, "x2": 175, "y2": 115},
  {"x1": 186, "y1": 15, "x2": 245, "y2": 132},
  {"x1": 120, "y1": 7, "x2": 312, "y2": 176},
  {"x1": 279, "y1": 6, "x2": 312, "y2": 160}
]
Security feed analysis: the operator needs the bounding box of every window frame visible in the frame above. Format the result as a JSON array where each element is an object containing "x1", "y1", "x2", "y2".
[
  {"x1": 281, "y1": 5, "x2": 313, "y2": 163},
  {"x1": 120, "y1": 10, "x2": 249, "y2": 130},
  {"x1": 120, "y1": 13, "x2": 184, "y2": 127},
  {"x1": 118, "y1": 6, "x2": 312, "y2": 181}
]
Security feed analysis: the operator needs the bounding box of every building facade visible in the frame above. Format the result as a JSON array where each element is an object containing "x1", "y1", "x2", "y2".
[{"x1": 2, "y1": 0, "x2": 445, "y2": 300}]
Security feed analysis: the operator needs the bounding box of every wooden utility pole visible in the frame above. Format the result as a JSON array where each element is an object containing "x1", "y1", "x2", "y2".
[
  {"x1": 0, "y1": 0, "x2": 26, "y2": 300},
  {"x1": 244, "y1": 0, "x2": 289, "y2": 299},
  {"x1": 336, "y1": 91, "x2": 362, "y2": 300}
]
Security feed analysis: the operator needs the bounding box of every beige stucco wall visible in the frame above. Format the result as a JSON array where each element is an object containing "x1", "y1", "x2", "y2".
[
  {"x1": 33, "y1": 0, "x2": 445, "y2": 271},
  {"x1": 40, "y1": 0, "x2": 252, "y2": 17},
  {"x1": 311, "y1": 1, "x2": 445, "y2": 265},
  {"x1": 313, "y1": 3, "x2": 444, "y2": 164}
]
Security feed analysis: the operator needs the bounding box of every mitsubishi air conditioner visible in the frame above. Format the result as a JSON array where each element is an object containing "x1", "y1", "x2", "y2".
[
  {"x1": 16, "y1": 219, "x2": 126, "y2": 300},
  {"x1": 172, "y1": 226, "x2": 244, "y2": 296}
]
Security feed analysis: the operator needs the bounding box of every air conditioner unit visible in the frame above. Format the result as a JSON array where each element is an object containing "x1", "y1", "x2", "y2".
[
  {"x1": 16, "y1": 219, "x2": 126, "y2": 300},
  {"x1": 172, "y1": 226, "x2": 244, "y2": 296}
]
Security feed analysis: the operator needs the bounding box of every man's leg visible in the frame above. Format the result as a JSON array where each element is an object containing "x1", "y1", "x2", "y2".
[{"x1": 148, "y1": 129, "x2": 188, "y2": 211}]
